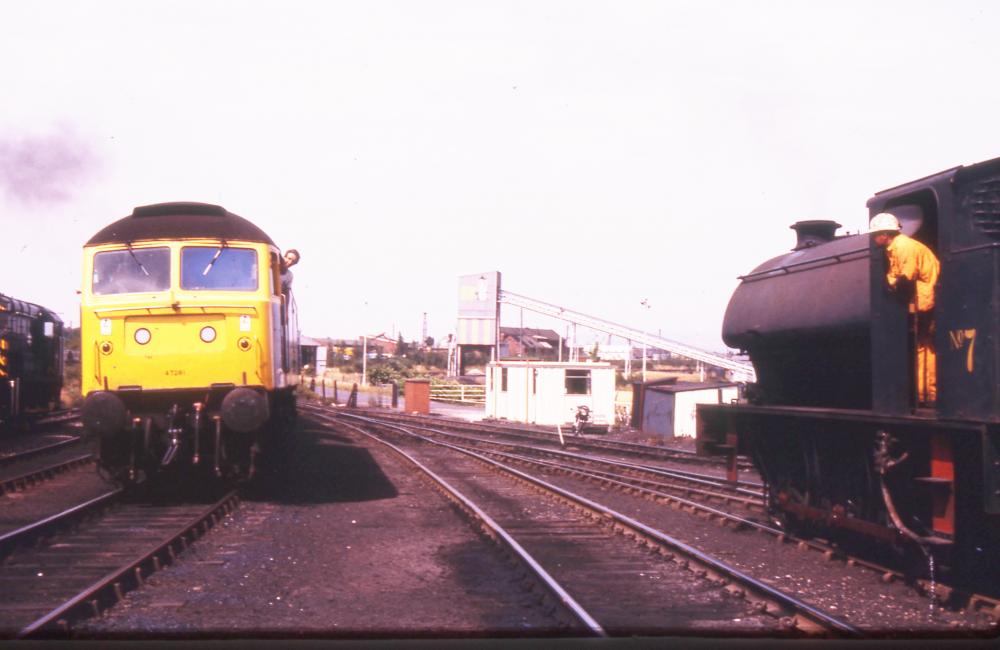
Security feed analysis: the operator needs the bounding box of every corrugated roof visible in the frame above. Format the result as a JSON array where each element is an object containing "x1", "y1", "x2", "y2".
[{"x1": 647, "y1": 381, "x2": 738, "y2": 394}]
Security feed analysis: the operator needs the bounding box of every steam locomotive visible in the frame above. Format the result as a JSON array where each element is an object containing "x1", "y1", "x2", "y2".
[
  {"x1": 698, "y1": 156, "x2": 1000, "y2": 592},
  {"x1": 79, "y1": 202, "x2": 301, "y2": 483},
  {"x1": 0, "y1": 293, "x2": 64, "y2": 428}
]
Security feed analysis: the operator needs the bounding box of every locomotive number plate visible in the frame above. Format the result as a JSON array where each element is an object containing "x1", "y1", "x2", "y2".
[
  {"x1": 949, "y1": 328, "x2": 976, "y2": 373},
  {"x1": 165, "y1": 369, "x2": 186, "y2": 376}
]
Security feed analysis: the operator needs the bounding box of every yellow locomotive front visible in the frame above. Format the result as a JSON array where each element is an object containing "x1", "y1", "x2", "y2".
[{"x1": 80, "y1": 202, "x2": 300, "y2": 483}]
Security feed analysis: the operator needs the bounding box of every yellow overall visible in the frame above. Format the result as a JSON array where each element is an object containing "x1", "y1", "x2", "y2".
[{"x1": 885, "y1": 234, "x2": 940, "y2": 404}]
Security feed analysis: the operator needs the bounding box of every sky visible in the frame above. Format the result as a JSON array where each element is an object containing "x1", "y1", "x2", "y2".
[{"x1": 2, "y1": 1, "x2": 999, "y2": 352}]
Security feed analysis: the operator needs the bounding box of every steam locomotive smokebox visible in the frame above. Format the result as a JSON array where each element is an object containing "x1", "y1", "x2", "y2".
[
  {"x1": 404, "y1": 379, "x2": 431, "y2": 415},
  {"x1": 722, "y1": 225, "x2": 873, "y2": 408}
]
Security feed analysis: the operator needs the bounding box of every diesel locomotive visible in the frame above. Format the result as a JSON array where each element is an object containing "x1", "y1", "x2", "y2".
[
  {"x1": 80, "y1": 202, "x2": 301, "y2": 483},
  {"x1": 698, "y1": 156, "x2": 1000, "y2": 592},
  {"x1": 0, "y1": 293, "x2": 64, "y2": 428}
]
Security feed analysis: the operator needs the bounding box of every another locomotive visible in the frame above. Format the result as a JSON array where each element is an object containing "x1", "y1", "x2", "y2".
[
  {"x1": 698, "y1": 156, "x2": 1000, "y2": 592},
  {"x1": 0, "y1": 293, "x2": 64, "y2": 428},
  {"x1": 80, "y1": 202, "x2": 301, "y2": 483}
]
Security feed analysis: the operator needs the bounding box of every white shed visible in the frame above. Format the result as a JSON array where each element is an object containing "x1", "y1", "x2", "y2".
[
  {"x1": 486, "y1": 360, "x2": 616, "y2": 428},
  {"x1": 641, "y1": 381, "x2": 739, "y2": 439}
]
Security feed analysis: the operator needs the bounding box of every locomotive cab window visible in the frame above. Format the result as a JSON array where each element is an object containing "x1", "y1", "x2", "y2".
[
  {"x1": 93, "y1": 247, "x2": 170, "y2": 295},
  {"x1": 181, "y1": 247, "x2": 258, "y2": 291}
]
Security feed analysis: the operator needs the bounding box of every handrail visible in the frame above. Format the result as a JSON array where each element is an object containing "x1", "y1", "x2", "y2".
[{"x1": 737, "y1": 247, "x2": 868, "y2": 282}]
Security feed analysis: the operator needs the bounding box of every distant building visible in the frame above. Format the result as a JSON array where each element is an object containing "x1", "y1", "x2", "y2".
[
  {"x1": 329, "y1": 339, "x2": 359, "y2": 360},
  {"x1": 583, "y1": 343, "x2": 630, "y2": 361},
  {"x1": 325, "y1": 334, "x2": 400, "y2": 359},
  {"x1": 499, "y1": 327, "x2": 563, "y2": 360},
  {"x1": 570, "y1": 342, "x2": 673, "y2": 362},
  {"x1": 363, "y1": 333, "x2": 397, "y2": 356},
  {"x1": 299, "y1": 335, "x2": 328, "y2": 375}
]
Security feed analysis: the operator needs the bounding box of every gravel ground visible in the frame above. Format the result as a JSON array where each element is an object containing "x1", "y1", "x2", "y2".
[
  {"x1": 380, "y1": 432, "x2": 781, "y2": 636},
  {"x1": 79, "y1": 417, "x2": 562, "y2": 639},
  {"x1": 528, "y1": 459, "x2": 998, "y2": 638}
]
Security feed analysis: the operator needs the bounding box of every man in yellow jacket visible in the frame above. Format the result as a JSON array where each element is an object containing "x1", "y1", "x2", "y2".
[{"x1": 869, "y1": 212, "x2": 941, "y2": 405}]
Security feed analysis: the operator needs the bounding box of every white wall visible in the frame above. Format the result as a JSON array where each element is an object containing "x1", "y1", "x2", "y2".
[
  {"x1": 672, "y1": 386, "x2": 739, "y2": 438},
  {"x1": 486, "y1": 362, "x2": 616, "y2": 427}
]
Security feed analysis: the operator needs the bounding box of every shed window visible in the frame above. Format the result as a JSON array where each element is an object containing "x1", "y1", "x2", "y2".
[
  {"x1": 565, "y1": 369, "x2": 591, "y2": 395},
  {"x1": 501, "y1": 367, "x2": 508, "y2": 392}
]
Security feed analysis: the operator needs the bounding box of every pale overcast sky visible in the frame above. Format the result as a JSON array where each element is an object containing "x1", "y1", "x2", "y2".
[{"x1": 2, "y1": 1, "x2": 998, "y2": 351}]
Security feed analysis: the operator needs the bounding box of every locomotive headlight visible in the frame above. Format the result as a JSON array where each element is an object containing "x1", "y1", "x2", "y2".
[
  {"x1": 99, "y1": 341, "x2": 113, "y2": 355},
  {"x1": 200, "y1": 326, "x2": 217, "y2": 343},
  {"x1": 134, "y1": 328, "x2": 151, "y2": 345},
  {"x1": 237, "y1": 336, "x2": 252, "y2": 351}
]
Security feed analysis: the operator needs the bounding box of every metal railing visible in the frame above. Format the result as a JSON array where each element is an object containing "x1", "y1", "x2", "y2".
[
  {"x1": 499, "y1": 290, "x2": 756, "y2": 383},
  {"x1": 430, "y1": 384, "x2": 486, "y2": 404}
]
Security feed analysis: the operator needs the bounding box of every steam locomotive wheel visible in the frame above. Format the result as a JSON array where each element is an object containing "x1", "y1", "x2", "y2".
[
  {"x1": 772, "y1": 434, "x2": 826, "y2": 537},
  {"x1": 772, "y1": 485, "x2": 818, "y2": 537}
]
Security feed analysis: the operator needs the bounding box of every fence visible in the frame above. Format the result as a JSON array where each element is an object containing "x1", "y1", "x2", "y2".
[
  {"x1": 313, "y1": 379, "x2": 395, "y2": 407},
  {"x1": 429, "y1": 384, "x2": 486, "y2": 404}
]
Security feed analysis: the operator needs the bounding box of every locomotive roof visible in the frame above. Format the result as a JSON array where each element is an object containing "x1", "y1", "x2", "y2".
[
  {"x1": 868, "y1": 154, "x2": 1000, "y2": 203},
  {"x1": 85, "y1": 202, "x2": 276, "y2": 247},
  {"x1": 0, "y1": 293, "x2": 63, "y2": 322}
]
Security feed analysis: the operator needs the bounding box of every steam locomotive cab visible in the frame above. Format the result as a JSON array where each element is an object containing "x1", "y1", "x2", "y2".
[{"x1": 698, "y1": 157, "x2": 1000, "y2": 591}]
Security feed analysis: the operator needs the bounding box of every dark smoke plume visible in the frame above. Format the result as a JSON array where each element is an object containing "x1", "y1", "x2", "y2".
[{"x1": 0, "y1": 127, "x2": 98, "y2": 205}]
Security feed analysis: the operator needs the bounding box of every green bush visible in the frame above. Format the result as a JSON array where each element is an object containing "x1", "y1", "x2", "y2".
[{"x1": 366, "y1": 357, "x2": 416, "y2": 388}]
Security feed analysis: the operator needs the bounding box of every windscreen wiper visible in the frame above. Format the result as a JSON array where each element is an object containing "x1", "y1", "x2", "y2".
[
  {"x1": 125, "y1": 242, "x2": 150, "y2": 276},
  {"x1": 202, "y1": 240, "x2": 228, "y2": 276}
]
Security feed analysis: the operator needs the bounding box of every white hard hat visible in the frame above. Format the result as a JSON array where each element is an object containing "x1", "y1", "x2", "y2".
[{"x1": 868, "y1": 212, "x2": 901, "y2": 233}]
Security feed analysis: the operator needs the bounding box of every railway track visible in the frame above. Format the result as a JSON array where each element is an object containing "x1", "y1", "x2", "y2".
[
  {"x1": 0, "y1": 434, "x2": 85, "y2": 467},
  {"x1": 335, "y1": 406, "x2": 756, "y2": 472},
  {"x1": 313, "y1": 405, "x2": 1000, "y2": 635},
  {"x1": 32, "y1": 409, "x2": 82, "y2": 428},
  {"x1": 336, "y1": 409, "x2": 765, "y2": 511},
  {"x1": 0, "y1": 409, "x2": 81, "y2": 437},
  {"x1": 304, "y1": 406, "x2": 861, "y2": 637},
  {"x1": 0, "y1": 454, "x2": 96, "y2": 497},
  {"x1": 0, "y1": 423, "x2": 97, "y2": 497},
  {"x1": 0, "y1": 485, "x2": 238, "y2": 638}
]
